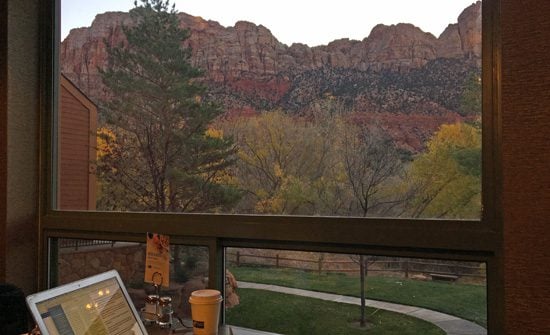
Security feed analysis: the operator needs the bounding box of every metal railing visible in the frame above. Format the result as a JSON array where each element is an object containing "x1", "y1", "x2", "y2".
[{"x1": 58, "y1": 239, "x2": 116, "y2": 250}]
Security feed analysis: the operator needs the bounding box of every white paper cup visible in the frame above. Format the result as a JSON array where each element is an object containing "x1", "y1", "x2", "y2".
[{"x1": 189, "y1": 289, "x2": 223, "y2": 335}]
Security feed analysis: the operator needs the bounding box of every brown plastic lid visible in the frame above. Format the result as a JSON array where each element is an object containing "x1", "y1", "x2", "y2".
[{"x1": 189, "y1": 289, "x2": 223, "y2": 304}]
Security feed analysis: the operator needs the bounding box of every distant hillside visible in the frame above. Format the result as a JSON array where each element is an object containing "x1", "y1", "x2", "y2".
[{"x1": 60, "y1": 1, "x2": 481, "y2": 152}]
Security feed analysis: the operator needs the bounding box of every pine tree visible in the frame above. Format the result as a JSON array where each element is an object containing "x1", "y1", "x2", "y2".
[{"x1": 98, "y1": 0, "x2": 240, "y2": 212}]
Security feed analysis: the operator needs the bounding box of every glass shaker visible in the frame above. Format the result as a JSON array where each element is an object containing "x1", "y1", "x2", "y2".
[
  {"x1": 142, "y1": 294, "x2": 159, "y2": 324},
  {"x1": 158, "y1": 296, "x2": 173, "y2": 328}
]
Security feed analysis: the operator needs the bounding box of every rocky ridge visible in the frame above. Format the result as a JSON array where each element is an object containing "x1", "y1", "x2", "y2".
[{"x1": 60, "y1": 2, "x2": 481, "y2": 152}]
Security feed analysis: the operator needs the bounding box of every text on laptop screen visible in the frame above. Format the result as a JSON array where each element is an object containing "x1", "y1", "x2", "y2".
[{"x1": 35, "y1": 277, "x2": 145, "y2": 335}]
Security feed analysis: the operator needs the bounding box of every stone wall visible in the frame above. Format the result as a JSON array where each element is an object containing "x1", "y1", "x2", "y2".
[{"x1": 58, "y1": 243, "x2": 145, "y2": 285}]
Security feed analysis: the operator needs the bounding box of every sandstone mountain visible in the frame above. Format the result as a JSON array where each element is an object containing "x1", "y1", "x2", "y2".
[{"x1": 60, "y1": 1, "x2": 481, "y2": 152}]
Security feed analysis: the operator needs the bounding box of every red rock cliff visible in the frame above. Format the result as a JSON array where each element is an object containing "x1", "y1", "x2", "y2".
[{"x1": 61, "y1": 2, "x2": 481, "y2": 102}]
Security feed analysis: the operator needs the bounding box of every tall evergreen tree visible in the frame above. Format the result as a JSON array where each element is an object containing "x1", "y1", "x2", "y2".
[{"x1": 98, "y1": 0, "x2": 240, "y2": 212}]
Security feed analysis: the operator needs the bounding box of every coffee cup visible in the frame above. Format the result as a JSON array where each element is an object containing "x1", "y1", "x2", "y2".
[{"x1": 188, "y1": 289, "x2": 223, "y2": 335}]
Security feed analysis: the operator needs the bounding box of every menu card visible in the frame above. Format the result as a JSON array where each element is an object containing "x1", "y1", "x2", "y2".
[{"x1": 145, "y1": 233, "x2": 170, "y2": 288}]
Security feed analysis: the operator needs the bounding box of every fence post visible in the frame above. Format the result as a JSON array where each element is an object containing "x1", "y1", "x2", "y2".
[
  {"x1": 404, "y1": 259, "x2": 409, "y2": 279},
  {"x1": 318, "y1": 255, "x2": 323, "y2": 274},
  {"x1": 276, "y1": 254, "x2": 280, "y2": 268},
  {"x1": 236, "y1": 251, "x2": 240, "y2": 267}
]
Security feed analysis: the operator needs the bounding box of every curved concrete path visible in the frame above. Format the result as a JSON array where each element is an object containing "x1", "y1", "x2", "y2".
[{"x1": 238, "y1": 281, "x2": 486, "y2": 335}]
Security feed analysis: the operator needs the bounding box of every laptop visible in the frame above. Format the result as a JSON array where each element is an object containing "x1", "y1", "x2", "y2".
[{"x1": 26, "y1": 270, "x2": 148, "y2": 335}]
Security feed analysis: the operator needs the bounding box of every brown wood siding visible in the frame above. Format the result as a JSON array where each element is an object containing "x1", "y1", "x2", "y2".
[
  {"x1": 4, "y1": 0, "x2": 40, "y2": 292},
  {"x1": 59, "y1": 78, "x2": 97, "y2": 210},
  {"x1": 501, "y1": 1, "x2": 550, "y2": 334},
  {"x1": 0, "y1": 0, "x2": 7, "y2": 281}
]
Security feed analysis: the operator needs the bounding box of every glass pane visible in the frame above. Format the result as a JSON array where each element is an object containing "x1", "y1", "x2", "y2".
[
  {"x1": 225, "y1": 247, "x2": 487, "y2": 335},
  {"x1": 58, "y1": 0, "x2": 482, "y2": 219},
  {"x1": 54, "y1": 238, "x2": 209, "y2": 320}
]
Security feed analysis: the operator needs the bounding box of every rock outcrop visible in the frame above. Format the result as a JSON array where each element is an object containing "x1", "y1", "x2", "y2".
[
  {"x1": 437, "y1": 1, "x2": 482, "y2": 59},
  {"x1": 364, "y1": 23, "x2": 437, "y2": 71},
  {"x1": 457, "y1": 1, "x2": 482, "y2": 58},
  {"x1": 60, "y1": 2, "x2": 482, "y2": 152},
  {"x1": 61, "y1": 2, "x2": 481, "y2": 100}
]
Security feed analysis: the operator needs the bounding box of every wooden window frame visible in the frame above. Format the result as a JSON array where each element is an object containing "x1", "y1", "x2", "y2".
[{"x1": 38, "y1": 0, "x2": 503, "y2": 333}]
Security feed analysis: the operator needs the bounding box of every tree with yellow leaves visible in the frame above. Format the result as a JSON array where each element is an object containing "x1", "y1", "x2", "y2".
[
  {"x1": 219, "y1": 109, "x2": 351, "y2": 215},
  {"x1": 407, "y1": 122, "x2": 481, "y2": 219}
]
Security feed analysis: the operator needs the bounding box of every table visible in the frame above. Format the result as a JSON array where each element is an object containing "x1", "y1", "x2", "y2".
[
  {"x1": 23, "y1": 325, "x2": 278, "y2": 335},
  {"x1": 146, "y1": 324, "x2": 280, "y2": 335},
  {"x1": 146, "y1": 325, "x2": 231, "y2": 334}
]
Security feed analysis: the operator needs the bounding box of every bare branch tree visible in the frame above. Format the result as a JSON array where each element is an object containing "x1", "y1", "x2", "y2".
[{"x1": 341, "y1": 124, "x2": 403, "y2": 327}]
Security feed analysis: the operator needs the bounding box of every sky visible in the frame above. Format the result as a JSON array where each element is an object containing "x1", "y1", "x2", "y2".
[{"x1": 61, "y1": 0, "x2": 478, "y2": 47}]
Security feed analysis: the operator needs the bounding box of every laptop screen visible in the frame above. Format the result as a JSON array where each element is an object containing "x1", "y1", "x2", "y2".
[{"x1": 28, "y1": 271, "x2": 146, "y2": 335}]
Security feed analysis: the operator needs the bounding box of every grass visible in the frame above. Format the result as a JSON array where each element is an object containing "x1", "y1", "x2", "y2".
[
  {"x1": 226, "y1": 288, "x2": 445, "y2": 335},
  {"x1": 229, "y1": 266, "x2": 487, "y2": 327}
]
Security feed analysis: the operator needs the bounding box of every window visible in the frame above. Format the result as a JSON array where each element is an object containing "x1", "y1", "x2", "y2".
[
  {"x1": 41, "y1": 0, "x2": 502, "y2": 334},
  {"x1": 225, "y1": 247, "x2": 487, "y2": 334},
  {"x1": 52, "y1": 238, "x2": 209, "y2": 318},
  {"x1": 58, "y1": 0, "x2": 483, "y2": 220}
]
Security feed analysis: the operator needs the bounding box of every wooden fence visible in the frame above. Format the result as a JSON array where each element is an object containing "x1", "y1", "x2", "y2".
[
  {"x1": 226, "y1": 251, "x2": 486, "y2": 280},
  {"x1": 59, "y1": 239, "x2": 116, "y2": 250}
]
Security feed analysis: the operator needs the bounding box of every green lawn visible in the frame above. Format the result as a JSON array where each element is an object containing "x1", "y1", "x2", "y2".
[
  {"x1": 229, "y1": 266, "x2": 487, "y2": 327},
  {"x1": 226, "y1": 288, "x2": 445, "y2": 335}
]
